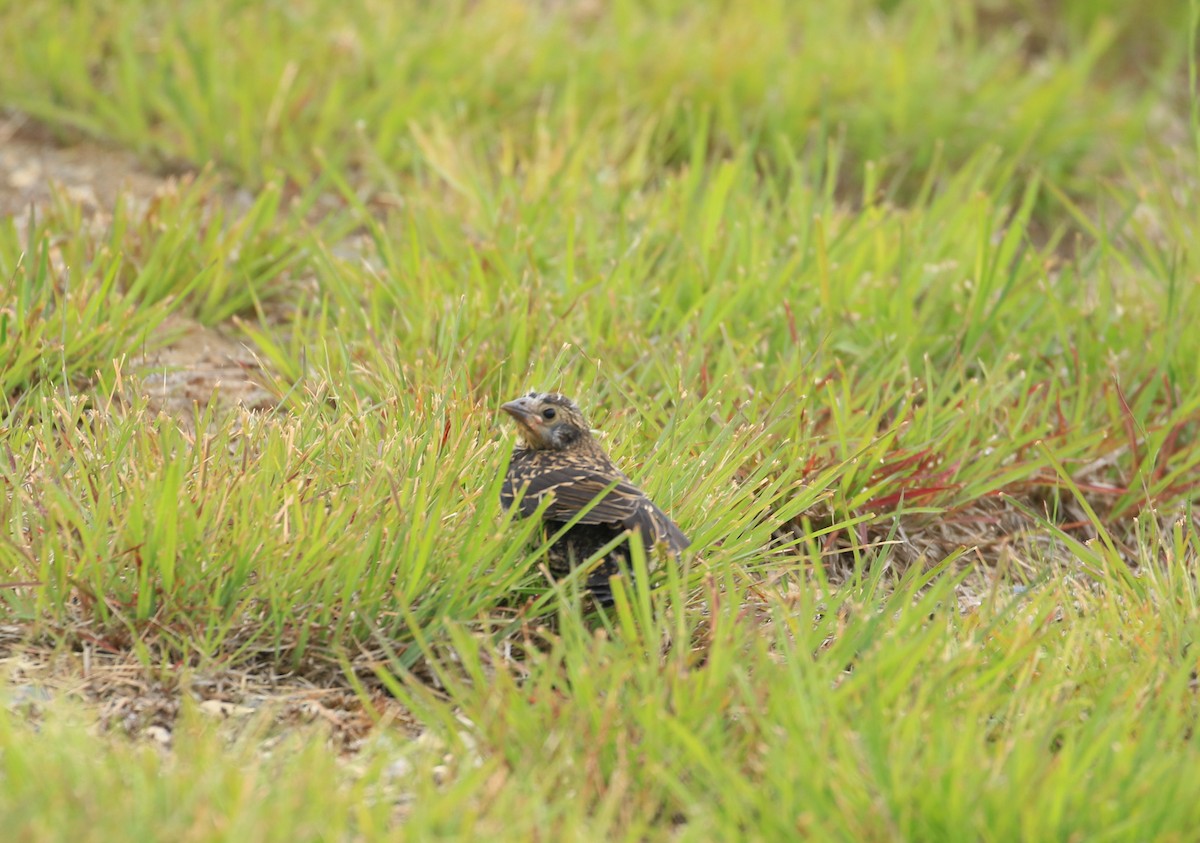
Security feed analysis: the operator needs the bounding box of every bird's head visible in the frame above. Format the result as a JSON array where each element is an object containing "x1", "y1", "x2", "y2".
[{"x1": 501, "y1": 391, "x2": 592, "y2": 451}]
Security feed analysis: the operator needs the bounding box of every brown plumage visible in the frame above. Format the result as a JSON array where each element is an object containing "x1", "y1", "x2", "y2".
[{"x1": 499, "y1": 391, "x2": 689, "y2": 605}]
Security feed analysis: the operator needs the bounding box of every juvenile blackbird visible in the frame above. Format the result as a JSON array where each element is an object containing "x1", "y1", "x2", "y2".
[{"x1": 500, "y1": 391, "x2": 689, "y2": 605}]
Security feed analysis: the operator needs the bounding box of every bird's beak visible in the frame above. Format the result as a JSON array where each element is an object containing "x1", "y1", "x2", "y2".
[{"x1": 501, "y1": 397, "x2": 542, "y2": 427}]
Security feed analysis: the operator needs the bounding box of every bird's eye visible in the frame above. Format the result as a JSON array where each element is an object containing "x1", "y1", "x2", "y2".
[{"x1": 542, "y1": 407, "x2": 557, "y2": 420}]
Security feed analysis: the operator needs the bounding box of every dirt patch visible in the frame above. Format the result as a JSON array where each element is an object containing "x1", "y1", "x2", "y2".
[
  {"x1": 1, "y1": 641, "x2": 418, "y2": 752},
  {"x1": 129, "y1": 317, "x2": 278, "y2": 420},
  {"x1": 0, "y1": 113, "x2": 173, "y2": 220}
]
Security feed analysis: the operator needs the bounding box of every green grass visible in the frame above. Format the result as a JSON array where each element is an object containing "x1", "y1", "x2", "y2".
[
  {"x1": 1, "y1": 0, "x2": 1199, "y2": 839},
  {"x1": 6, "y1": 555, "x2": 1200, "y2": 841}
]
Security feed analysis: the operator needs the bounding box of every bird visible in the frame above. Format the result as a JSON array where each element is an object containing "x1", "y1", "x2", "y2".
[{"x1": 499, "y1": 391, "x2": 689, "y2": 605}]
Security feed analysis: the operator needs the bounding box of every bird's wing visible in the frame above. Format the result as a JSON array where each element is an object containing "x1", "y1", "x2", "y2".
[{"x1": 504, "y1": 466, "x2": 689, "y2": 553}]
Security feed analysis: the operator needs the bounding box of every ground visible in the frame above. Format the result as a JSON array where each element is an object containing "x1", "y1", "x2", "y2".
[{"x1": 0, "y1": 111, "x2": 402, "y2": 747}]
